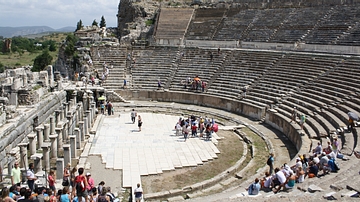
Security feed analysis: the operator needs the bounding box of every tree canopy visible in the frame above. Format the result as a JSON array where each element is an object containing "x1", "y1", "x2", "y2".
[
  {"x1": 32, "y1": 50, "x2": 53, "y2": 72},
  {"x1": 100, "y1": 16, "x2": 106, "y2": 28},
  {"x1": 76, "y1": 19, "x2": 83, "y2": 31},
  {"x1": 92, "y1": 19, "x2": 98, "y2": 27}
]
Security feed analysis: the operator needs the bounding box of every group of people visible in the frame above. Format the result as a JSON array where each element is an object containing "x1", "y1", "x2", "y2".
[
  {"x1": 175, "y1": 115, "x2": 215, "y2": 142},
  {"x1": 4, "y1": 162, "x2": 144, "y2": 202},
  {"x1": 100, "y1": 101, "x2": 114, "y2": 116},
  {"x1": 247, "y1": 137, "x2": 341, "y2": 195},
  {"x1": 181, "y1": 76, "x2": 206, "y2": 92},
  {"x1": 130, "y1": 109, "x2": 142, "y2": 132}
]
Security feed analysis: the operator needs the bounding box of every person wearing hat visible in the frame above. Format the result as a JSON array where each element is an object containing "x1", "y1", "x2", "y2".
[{"x1": 86, "y1": 173, "x2": 95, "y2": 195}]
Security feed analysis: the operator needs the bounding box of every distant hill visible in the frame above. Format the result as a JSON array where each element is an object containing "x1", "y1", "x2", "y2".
[{"x1": 0, "y1": 26, "x2": 75, "y2": 38}]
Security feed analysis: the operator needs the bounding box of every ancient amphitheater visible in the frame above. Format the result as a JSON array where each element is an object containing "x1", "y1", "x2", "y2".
[{"x1": 1, "y1": 0, "x2": 360, "y2": 201}]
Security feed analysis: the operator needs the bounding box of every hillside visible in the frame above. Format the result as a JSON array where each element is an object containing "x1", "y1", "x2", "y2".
[{"x1": 0, "y1": 26, "x2": 75, "y2": 38}]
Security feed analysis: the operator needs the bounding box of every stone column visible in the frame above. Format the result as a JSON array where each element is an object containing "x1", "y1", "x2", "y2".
[
  {"x1": 56, "y1": 158, "x2": 64, "y2": 180},
  {"x1": 78, "y1": 103, "x2": 83, "y2": 121},
  {"x1": 86, "y1": 111, "x2": 92, "y2": 129},
  {"x1": 42, "y1": 143, "x2": 51, "y2": 171},
  {"x1": 55, "y1": 110, "x2": 62, "y2": 125},
  {"x1": 10, "y1": 91, "x2": 18, "y2": 106},
  {"x1": 74, "y1": 128, "x2": 81, "y2": 149},
  {"x1": 55, "y1": 128, "x2": 63, "y2": 156},
  {"x1": 83, "y1": 117, "x2": 88, "y2": 136},
  {"x1": 63, "y1": 144, "x2": 71, "y2": 167},
  {"x1": 69, "y1": 136, "x2": 77, "y2": 158},
  {"x1": 50, "y1": 116, "x2": 56, "y2": 135},
  {"x1": 63, "y1": 121, "x2": 68, "y2": 143},
  {"x1": 78, "y1": 121, "x2": 85, "y2": 142},
  {"x1": 31, "y1": 154, "x2": 43, "y2": 173},
  {"x1": 91, "y1": 103, "x2": 96, "y2": 123},
  {"x1": 18, "y1": 143, "x2": 28, "y2": 169},
  {"x1": 59, "y1": 108, "x2": 64, "y2": 120},
  {"x1": 49, "y1": 134, "x2": 58, "y2": 159},
  {"x1": 68, "y1": 99, "x2": 73, "y2": 109},
  {"x1": 63, "y1": 102, "x2": 68, "y2": 118},
  {"x1": 67, "y1": 112, "x2": 73, "y2": 136},
  {"x1": 7, "y1": 158, "x2": 15, "y2": 177},
  {"x1": 43, "y1": 124, "x2": 50, "y2": 142},
  {"x1": 72, "y1": 91, "x2": 77, "y2": 104},
  {"x1": 83, "y1": 93, "x2": 88, "y2": 111},
  {"x1": 27, "y1": 133, "x2": 37, "y2": 156},
  {"x1": 35, "y1": 126, "x2": 44, "y2": 149}
]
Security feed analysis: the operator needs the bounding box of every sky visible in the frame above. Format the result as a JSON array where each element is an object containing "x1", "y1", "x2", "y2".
[{"x1": 0, "y1": 0, "x2": 120, "y2": 29}]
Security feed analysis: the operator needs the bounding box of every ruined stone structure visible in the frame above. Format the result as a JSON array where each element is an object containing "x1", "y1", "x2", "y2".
[{"x1": 2, "y1": 38, "x2": 11, "y2": 53}]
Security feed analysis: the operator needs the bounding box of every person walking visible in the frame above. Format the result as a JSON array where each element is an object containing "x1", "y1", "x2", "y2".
[
  {"x1": 134, "y1": 183, "x2": 143, "y2": 202},
  {"x1": 26, "y1": 163, "x2": 37, "y2": 192},
  {"x1": 138, "y1": 115, "x2": 142, "y2": 132},
  {"x1": 131, "y1": 109, "x2": 137, "y2": 124}
]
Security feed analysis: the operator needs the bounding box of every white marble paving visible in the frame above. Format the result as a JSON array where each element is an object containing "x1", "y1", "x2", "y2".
[{"x1": 89, "y1": 113, "x2": 220, "y2": 189}]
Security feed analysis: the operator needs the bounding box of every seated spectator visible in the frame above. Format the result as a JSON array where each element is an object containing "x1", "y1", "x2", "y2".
[
  {"x1": 291, "y1": 157, "x2": 302, "y2": 173},
  {"x1": 285, "y1": 174, "x2": 296, "y2": 189},
  {"x1": 326, "y1": 155, "x2": 338, "y2": 173},
  {"x1": 246, "y1": 178, "x2": 261, "y2": 195},
  {"x1": 323, "y1": 141, "x2": 332, "y2": 154},
  {"x1": 296, "y1": 167, "x2": 305, "y2": 183},
  {"x1": 313, "y1": 142, "x2": 322, "y2": 155},
  {"x1": 319, "y1": 152, "x2": 330, "y2": 175},
  {"x1": 307, "y1": 161, "x2": 318, "y2": 178},
  {"x1": 272, "y1": 168, "x2": 287, "y2": 193},
  {"x1": 261, "y1": 172, "x2": 272, "y2": 191}
]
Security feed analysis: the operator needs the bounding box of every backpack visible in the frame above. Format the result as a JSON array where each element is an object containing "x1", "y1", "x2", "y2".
[
  {"x1": 106, "y1": 193, "x2": 115, "y2": 202},
  {"x1": 266, "y1": 157, "x2": 272, "y2": 166},
  {"x1": 75, "y1": 175, "x2": 86, "y2": 192}
]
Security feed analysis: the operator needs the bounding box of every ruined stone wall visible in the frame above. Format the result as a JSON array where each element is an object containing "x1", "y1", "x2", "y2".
[{"x1": 0, "y1": 91, "x2": 66, "y2": 167}]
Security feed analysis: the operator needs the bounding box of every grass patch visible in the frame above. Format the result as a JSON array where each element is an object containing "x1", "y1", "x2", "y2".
[
  {"x1": 141, "y1": 130, "x2": 243, "y2": 193},
  {"x1": 0, "y1": 51, "x2": 57, "y2": 67}
]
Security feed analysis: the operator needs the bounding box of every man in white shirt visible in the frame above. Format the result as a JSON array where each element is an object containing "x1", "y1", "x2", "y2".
[
  {"x1": 272, "y1": 167, "x2": 286, "y2": 193},
  {"x1": 134, "y1": 183, "x2": 143, "y2": 202}
]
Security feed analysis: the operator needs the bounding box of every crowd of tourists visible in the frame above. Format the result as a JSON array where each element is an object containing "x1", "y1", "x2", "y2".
[
  {"x1": 2, "y1": 163, "x2": 143, "y2": 202},
  {"x1": 247, "y1": 136, "x2": 342, "y2": 195},
  {"x1": 175, "y1": 115, "x2": 217, "y2": 142},
  {"x1": 181, "y1": 76, "x2": 206, "y2": 92}
]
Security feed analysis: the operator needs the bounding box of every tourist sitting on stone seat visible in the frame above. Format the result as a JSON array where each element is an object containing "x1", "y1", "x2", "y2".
[
  {"x1": 246, "y1": 178, "x2": 261, "y2": 195},
  {"x1": 272, "y1": 167, "x2": 286, "y2": 193},
  {"x1": 284, "y1": 174, "x2": 296, "y2": 189},
  {"x1": 319, "y1": 152, "x2": 330, "y2": 175},
  {"x1": 306, "y1": 161, "x2": 318, "y2": 178},
  {"x1": 313, "y1": 142, "x2": 322, "y2": 155},
  {"x1": 261, "y1": 172, "x2": 272, "y2": 191},
  {"x1": 296, "y1": 167, "x2": 305, "y2": 183},
  {"x1": 323, "y1": 141, "x2": 333, "y2": 154},
  {"x1": 291, "y1": 157, "x2": 302, "y2": 173}
]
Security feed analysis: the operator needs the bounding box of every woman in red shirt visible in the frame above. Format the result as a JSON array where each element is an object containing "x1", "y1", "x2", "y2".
[{"x1": 48, "y1": 170, "x2": 56, "y2": 192}]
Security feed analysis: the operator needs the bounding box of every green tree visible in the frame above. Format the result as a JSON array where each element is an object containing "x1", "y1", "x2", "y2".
[
  {"x1": 100, "y1": 16, "x2": 106, "y2": 28},
  {"x1": 92, "y1": 19, "x2": 98, "y2": 27},
  {"x1": 76, "y1": 19, "x2": 83, "y2": 31},
  {"x1": 32, "y1": 50, "x2": 53, "y2": 72},
  {"x1": 49, "y1": 42, "x2": 56, "y2": 52}
]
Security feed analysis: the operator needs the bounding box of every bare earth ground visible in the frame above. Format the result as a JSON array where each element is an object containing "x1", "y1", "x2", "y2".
[{"x1": 141, "y1": 130, "x2": 243, "y2": 193}]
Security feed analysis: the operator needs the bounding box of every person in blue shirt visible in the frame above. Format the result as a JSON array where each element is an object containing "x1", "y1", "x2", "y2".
[{"x1": 247, "y1": 178, "x2": 261, "y2": 195}]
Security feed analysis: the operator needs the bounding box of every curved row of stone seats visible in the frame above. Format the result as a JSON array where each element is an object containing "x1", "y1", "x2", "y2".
[
  {"x1": 155, "y1": 8, "x2": 194, "y2": 38},
  {"x1": 269, "y1": 7, "x2": 329, "y2": 43},
  {"x1": 243, "y1": 53, "x2": 337, "y2": 107},
  {"x1": 303, "y1": 6, "x2": 359, "y2": 45},
  {"x1": 90, "y1": 46, "x2": 127, "y2": 91},
  {"x1": 185, "y1": 8, "x2": 226, "y2": 40},
  {"x1": 207, "y1": 50, "x2": 283, "y2": 99},
  {"x1": 130, "y1": 47, "x2": 178, "y2": 90},
  {"x1": 239, "y1": 8, "x2": 292, "y2": 42},
  {"x1": 336, "y1": 24, "x2": 360, "y2": 46},
  {"x1": 214, "y1": 9, "x2": 256, "y2": 41},
  {"x1": 169, "y1": 48, "x2": 226, "y2": 91}
]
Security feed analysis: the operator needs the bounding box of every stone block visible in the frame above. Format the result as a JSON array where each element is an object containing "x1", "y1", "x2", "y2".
[{"x1": 308, "y1": 184, "x2": 323, "y2": 193}]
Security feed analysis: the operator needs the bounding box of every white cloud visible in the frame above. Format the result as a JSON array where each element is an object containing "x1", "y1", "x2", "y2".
[{"x1": 0, "y1": 0, "x2": 119, "y2": 28}]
